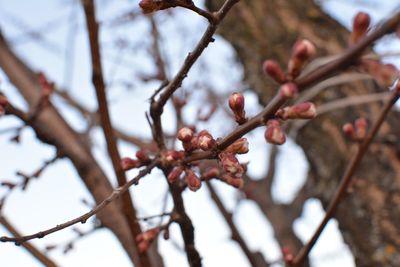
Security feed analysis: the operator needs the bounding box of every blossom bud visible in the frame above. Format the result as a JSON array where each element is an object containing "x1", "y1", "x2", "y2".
[
  {"x1": 265, "y1": 120, "x2": 286, "y2": 145},
  {"x1": 221, "y1": 174, "x2": 244, "y2": 189},
  {"x1": 136, "y1": 228, "x2": 160, "y2": 253},
  {"x1": 225, "y1": 138, "x2": 249, "y2": 154},
  {"x1": 186, "y1": 170, "x2": 201, "y2": 192},
  {"x1": 360, "y1": 59, "x2": 399, "y2": 87},
  {"x1": 121, "y1": 157, "x2": 139, "y2": 171},
  {"x1": 263, "y1": 60, "x2": 286, "y2": 84},
  {"x1": 202, "y1": 167, "x2": 220, "y2": 180},
  {"x1": 282, "y1": 247, "x2": 294, "y2": 265},
  {"x1": 350, "y1": 12, "x2": 371, "y2": 45},
  {"x1": 219, "y1": 152, "x2": 244, "y2": 178},
  {"x1": 136, "y1": 149, "x2": 150, "y2": 163},
  {"x1": 288, "y1": 40, "x2": 316, "y2": 78},
  {"x1": 355, "y1": 118, "x2": 368, "y2": 139},
  {"x1": 197, "y1": 130, "x2": 216, "y2": 151},
  {"x1": 276, "y1": 102, "x2": 316, "y2": 120},
  {"x1": 342, "y1": 123, "x2": 355, "y2": 138},
  {"x1": 279, "y1": 83, "x2": 298, "y2": 99},
  {"x1": 162, "y1": 150, "x2": 184, "y2": 164},
  {"x1": 177, "y1": 127, "x2": 194, "y2": 143},
  {"x1": 228, "y1": 92, "x2": 247, "y2": 124},
  {"x1": 168, "y1": 166, "x2": 184, "y2": 183}
]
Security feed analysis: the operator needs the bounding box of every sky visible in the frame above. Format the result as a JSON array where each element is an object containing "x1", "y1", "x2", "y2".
[{"x1": 0, "y1": 0, "x2": 399, "y2": 267}]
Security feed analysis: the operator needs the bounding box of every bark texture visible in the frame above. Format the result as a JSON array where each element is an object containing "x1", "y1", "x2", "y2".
[{"x1": 206, "y1": 0, "x2": 400, "y2": 266}]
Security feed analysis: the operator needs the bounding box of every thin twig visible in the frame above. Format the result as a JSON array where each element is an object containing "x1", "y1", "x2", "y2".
[
  {"x1": 291, "y1": 87, "x2": 400, "y2": 266},
  {"x1": 0, "y1": 160, "x2": 158, "y2": 245}
]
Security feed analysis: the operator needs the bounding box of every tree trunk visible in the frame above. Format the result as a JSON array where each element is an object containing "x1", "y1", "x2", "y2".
[{"x1": 206, "y1": 0, "x2": 400, "y2": 266}]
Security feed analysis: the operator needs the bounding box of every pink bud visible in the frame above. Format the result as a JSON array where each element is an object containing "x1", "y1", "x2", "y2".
[
  {"x1": 121, "y1": 157, "x2": 139, "y2": 171},
  {"x1": 350, "y1": 12, "x2": 371, "y2": 44},
  {"x1": 282, "y1": 247, "x2": 294, "y2": 264},
  {"x1": 219, "y1": 152, "x2": 244, "y2": 178},
  {"x1": 229, "y1": 92, "x2": 247, "y2": 124},
  {"x1": 186, "y1": 170, "x2": 202, "y2": 192},
  {"x1": 288, "y1": 40, "x2": 316, "y2": 78},
  {"x1": 263, "y1": 60, "x2": 286, "y2": 84},
  {"x1": 342, "y1": 123, "x2": 355, "y2": 138},
  {"x1": 168, "y1": 166, "x2": 184, "y2": 183},
  {"x1": 202, "y1": 167, "x2": 220, "y2": 180},
  {"x1": 163, "y1": 150, "x2": 184, "y2": 164},
  {"x1": 279, "y1": 83, "x2": 298, "y2": 99},
  {"x1": 136, "y1": 228, "x2": 160, "y2": 253},
  {"x1": 221, "y1": 174, "x2": 244, "y2": 189},
  {"x1": 225, "y1": 138, "x2": 249, "y2": 154},
  {"x1": 177, "y1": 127, "x2": 194, "y2": 143},
  {"x1": 276, "y1": 102, "x2": 316, "y2": 120},
  {"x1": 355, "y1": 118, "x2": 368, "y2": 139},
  {"x1": 136, "y1": 149, "x2": 150, "y2": 163},
  {"x1": 265, "y1": 120, "x2": 286, "y2": 145},
  {"x1": 197, "y1": 130, "x2": 216, "y2": 151}
]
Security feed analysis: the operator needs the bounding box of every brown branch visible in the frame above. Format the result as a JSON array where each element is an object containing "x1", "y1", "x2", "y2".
[
  {"x1": 291, "y1": 87, "x2": 400, "y2": 266},
  {"x1": 183, "y1": 10, "x2": 400, "y2": 163},
  {"x1": 82, "y1": 3, "x2": 154, "y2": 267},
  {"x1": 206, "y1": 182, "x2": 270, "y2": 267},
  {"x1": 0, "y1": 215, "x2": 59, "y2": 267},
  {"x1": 0, "y1": 160, "x2": 158, "y2": 245},
  {"x1": 149, "y1": 0, "x2": 240, "y2": 149}
]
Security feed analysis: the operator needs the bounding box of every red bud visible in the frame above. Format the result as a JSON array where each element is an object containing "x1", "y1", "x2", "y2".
[
  {"x1": 168, "y1": 166, "x2": 184, "y2": 183},
  {"x1": 121, "y1": 157, "x2": 139, "y2": 171},
  {"x1": 355, "y1": 118, "x2": 368, "y2": 139},
  {"x1": 350, "y1": 12, "x2": 371, "y2": 45},
  {"x1": 202, "y1": 167, "x2": 220, "y2": 180},
  {"x1": 276, "y1": 102, "x2": 316, "y2": 120},
  {"x1": 265, "y1": 120, "x2": 286, "y2": 145},
  {"x1": 225, "y1": 138, "x2": 249, "y2": 154},
  {"x1": 279, "y1": 83, "x2": 298, "y2": 99},
  {"x1": 177, "y1": 127, "x2": 194, "y2": 143},
  {"x1": 186, "y1": 170, "x2": 201, "y2": 192},
  {"x1": 263, "y1": 60, "x2": 286, "y2": 84}
]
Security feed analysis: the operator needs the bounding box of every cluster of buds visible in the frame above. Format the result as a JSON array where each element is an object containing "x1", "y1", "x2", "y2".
[
  {"x1": 136, "y1": 227, "x2": 160, "y2": 253},
  {"x1": 121, "y1": 149, "x2": 152, "y2": 171},
  {"x1": 219, "y1": 152, "x2": 245, "y2": 178},
  {"x1": 167, "y1": 167, "x2": 202, "y2": 192},
  {"x1": 360, "y1": 59, "x2": 399, "y2": 88},
  {"x1": 37, "y1": 72, "x2": 54, "y2": 102},
  {"x1": 177, "y1": 127, "x2": 216, "y2": 152},
  {"x1": 228, "y1": 92, "x2": 247, "y2": 124},
  {"x1": 264, "y1": 119, "x2": 286, "y2": 145},
  {"x1": 287, "y1": 39, "x2": 316, "y2": 79},
  {"x1": 342, "y1": 118, "x2": 368, "y2": 141},
  {"x1": 0, "y1": 95, "x2": 8, "y2": 116},
  {"x1": 350, "y1": 12, "x2": 371, "y2": 45},
  {"x1": 275, "y1": 102, "x2": 317, "y2": 120}
]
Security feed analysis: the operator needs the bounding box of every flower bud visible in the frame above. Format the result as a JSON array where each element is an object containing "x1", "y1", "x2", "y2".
[
  {"x1": 225, "y1": 138, "x2": 249, "y2": 154},
  {"x1": 282, "y1": 247, "x2": 294, "y2": 265},
  {"x1": 263, "y1": 60, "x2": 286, "y2": 84},
  {"x1": 221, "y1": 174, "x2": 244, "y2": 189},
  {"x1": 265, "y1": 120, "x2": 286, "y2": 145},
  {"x1": 177, "y1": 127, "x2": 194, "y2": 143},
  {"x1": 202, "y1": 167, "x2": 220, "y2": 180},
  {"x1": 342, "y1": 123, "x2": 355, "y2": 138},
  {"x1": 186, "y1": 170, "x2": 202, "y2": 192},
  {"x1": 121, "y1": 157, "x2": 139, "y2": 171},
  {"x1": 276, "y1": 102, "x2": 316, "y2": 120},
  {"x1": 168, "y1": 166, "x2": 184, "y2": 183},
  {"x1": 288, "y1": 40, "x2": 316, "y2": 78},
  {"x1": 219, "y1": 152, "x2": 244, "y2": 178},
  {"x1": 355, "y1": 118, "x2": 368, "y2": 139},
  {"x1": 360, "y1": 59, "x2": 399, "y2": 87},
  {"x1": 136, "y1": 149, "x2": 150, "y2": 163},
  {"x1": 228, "y1": 92, "x2": 247, "y2": 124},
  {"x1": 162, "y1": 150, "x2": 184, "y2": 164},
  {"x1": 136, "y1": 228, "x2": 160, "y2": 253},
  {"x1": 197, "y1": 130, "x2": 216, "y2": 151},
  {"x1": 350, "y1": 12, "x2": 371, "y2": 45},
  {"x1": 279, "y1": 83, "x2": 298, "y2": 99}
]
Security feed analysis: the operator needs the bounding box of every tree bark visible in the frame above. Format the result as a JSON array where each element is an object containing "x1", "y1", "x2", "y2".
[{"x1": 206, "y1": 0, "x2": 400, "y2": 266}]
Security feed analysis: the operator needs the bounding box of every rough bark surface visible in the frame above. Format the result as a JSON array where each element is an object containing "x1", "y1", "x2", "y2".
[{"x1": 206, "y1": 0, "x2": 400, "y2": 266}]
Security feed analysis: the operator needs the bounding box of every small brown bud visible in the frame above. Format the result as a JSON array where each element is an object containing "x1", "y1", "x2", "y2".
[
  {"x1": 136, "y1": 149, "x2": 150, "y2": 163},
  {"x1": 263, "y1": 60, "x2": 286, "y2": 84},
  {"x1": 350, "y1": 12, "x2": 371, "y2": 45},
  {"x1": 168, "y1": 166, "x2": 184, "y2": 183},
  {"x1": 221, "y1": 174, "x2": 244, "y2": 189},
  {"x1": 186, "y1": 170, "x2": 201, "y2": 192},
  {"x1": 288, "y1": 40, "x2": 316, "y2": 78},
  {"x1": 202, "y1": 167, "x2": 220, "y2": 180},
  {"x1": 121, "y1": 157, "x2": 139, "y2": 171},
  {"x1": 265, "y1": 120, "x2": 286, "y2": 145},
  {"x1": 228, "y1": 92, "x2": 247, "y2": 124},
  {"x1": 342, "y1": 123, "x2": 355, "y2": 138}
]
